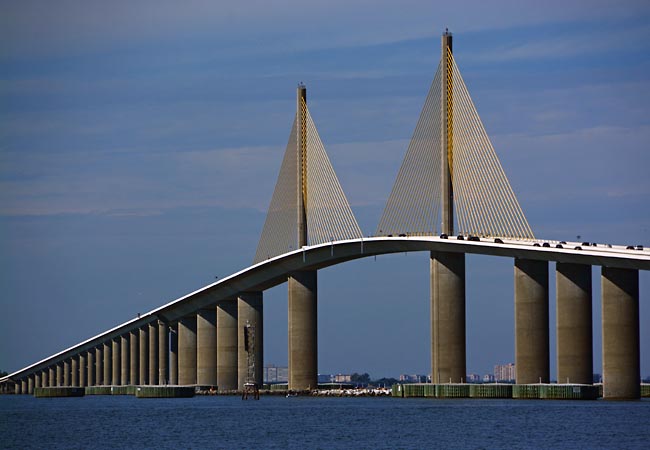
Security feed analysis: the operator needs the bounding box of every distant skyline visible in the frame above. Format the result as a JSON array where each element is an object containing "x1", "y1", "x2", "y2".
[{"x1": 1, "y1": 0, "x2": 649, "y2": 378}]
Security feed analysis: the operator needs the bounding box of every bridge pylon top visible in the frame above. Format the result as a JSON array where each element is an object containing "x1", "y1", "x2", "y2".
[
  {"x1": 254, "y1": 86, "x2": 362, "y2": 263},
  {"x1": 376, "y1": 30, "x2": 534, "y2": 241}
]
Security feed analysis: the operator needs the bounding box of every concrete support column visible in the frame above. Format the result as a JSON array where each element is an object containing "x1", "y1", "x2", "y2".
[
  {"x1": 149, "y1": 322, "x2": 159, "y2": 385},
  {"x1": 28, "y1": 376, "x2": 34, "y2": 395},
  {"x1": 515, "y1": 258, "x2": 549, "y2": 384},
  {"x1": 79, "y1": 354, "x2": 86, "y2": 387},
  {"x1": 71, "y1": 357, "x2": 78, "y2": 387},
  {"x1": 87, "y1": 351, "x2": 95, "y2": 387},
  {"x1": 120, "y1": 335, "x2": 129, "y2": 386},
  {"x1": 56, "y1": 363, "x2": 63, "y2": 386},
  {"x1": 112, "y1": 339, "x2": 121, "y2": 386},
  {"x1": 430, "y1": 251, "x2": 466, "y2": 383},
  {"x1": 130, "y1": 330, "x2": 139, "y2": 385},
  {"x1": 556, "y1": 263, "x2": 592, "y2": 384},
  {"x1": 41, "y1": 370, "x2": 48, "y2": 388},
  {"x1": 217, "y1": 299, "x2": 238, "y2": 391},
  {"x1": 49, "y1": 367, "x2": 55, "y2": 387},
  {"x1": 64, "y1": 360, "x2": 71, "y2": 386},
  {"x1": 35, "y1": 373, "x2": 41, "y2": 390},
  {"x1": 178, "y1": 316, "x2": 197, "y2": 385},
  {"x1": 239, "y1": 292, "x2": 264, "y2": 390},
  {"x1": 139, "y1": 327, "x2": 149, "y2": 385},
  {"x1": 197, "y1": 309, "x2": 217, "y2": 387},
  {"x1": 103, "y1": 342, "x2": 112, "y2": 385},
  {"x1": 288, "y1": 272, "x2": 315, "y2": 391},
  {"x1": 170, "y1": 324, "x2": 178, "y2": 385},
  {"x1": 158, "y1": 321, "x2": 169, "y2": 385},
  {"x1": 96, "y1": 347, "x2": 103, "y2": 385},
  {"x1": 21, "y1": 379, "x2": 27, "y2": 395},
  {"x1": 602, "y1": 267, "x2": 640, "y2": 399}
]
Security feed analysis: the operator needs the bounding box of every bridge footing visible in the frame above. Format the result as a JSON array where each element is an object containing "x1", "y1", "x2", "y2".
[
  {"x1": 602, "y1": 267, "x2": 639, "y2": 399},
  {"x1": 217, "y1": 299, "x2": 238, "y2": 391},
  {"x1": 238, "y1": 292, "x2": 263, "y2": 390},
  {"x1": 430, "y1": 251, "x2": 466, "y2": 383},
  {"x1": 556, "y1": 263, "x2": 592, "y2": 384},
  {"x1": 515, "y1": 258, "x2": 549, "y2": 384},
  {"x1": 288, "y1": 271, "x2": 318, "y2": 391}
]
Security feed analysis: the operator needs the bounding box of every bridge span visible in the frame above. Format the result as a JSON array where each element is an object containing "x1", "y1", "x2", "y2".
[
  {"x1": 2, "y1": 30, "x2": 647, "y2": 399},
  {"x1": 2, "y1": 236, "x2": 647, "y2": 398}
]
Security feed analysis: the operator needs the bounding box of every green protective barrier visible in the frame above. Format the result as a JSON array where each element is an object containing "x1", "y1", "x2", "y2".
[
  {"x1": 85, "y1": 386, "x2": 113, "y2": 395},
  {"x1": 135, "y1": 386, "x2": 195, "y2": 398},
  {"x1": 34, "y1": 387, "x2": 85, "y2": 398},
  {"x1": 469, "y1": 384, "x2": 513, "y2": 399}
]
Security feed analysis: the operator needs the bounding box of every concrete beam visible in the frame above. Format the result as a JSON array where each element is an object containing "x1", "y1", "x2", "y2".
[
  {"x1": 288, "y1": 271, "x2": 316, "y2": 391},
  {"x1": 515, "y1": 258, "x2": 549, "y2": 384},
  {"x1": 139, "y1": 327, "x2": 148, "y2": 385},
  {"x1": 178, "y1": 316, "x2": 197, "y2": 385},
  {"x1": 238, "y1": 292, "x2": 264, "y2": 390},
  {"x1": 556, "y1": 263, "x2": 592, "y2": 384},
  {"x1": 197, "y1": 309, "x2": 217, "y2": 387},
  {"x1": 430, "y1": 251, "x2": 466, "y2": 383},
  {"x1": 602, "y1": 267, "x2": 640, "y2": 399},
  {"x1": 217, "y1": 299, "x2": 238, "y2": 391}
]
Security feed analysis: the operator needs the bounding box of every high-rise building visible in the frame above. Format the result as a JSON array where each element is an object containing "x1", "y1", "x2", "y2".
[{"x1": 494, "y1": 363, "x2": 515, "y2": 382}]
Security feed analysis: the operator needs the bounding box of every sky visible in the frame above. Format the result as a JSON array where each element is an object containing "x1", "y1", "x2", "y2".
[{"x1": 1, "y1": 0, "x2": 649, "y2": 379}]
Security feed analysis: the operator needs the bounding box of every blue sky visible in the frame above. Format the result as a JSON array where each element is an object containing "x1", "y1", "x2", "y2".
[{"x1": 1, "y1": 0, "x2": 649, "y2": 378}]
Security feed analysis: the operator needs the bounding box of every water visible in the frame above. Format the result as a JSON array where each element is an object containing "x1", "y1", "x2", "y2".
[{"x1": 1, "y1": 395, "x2": 649, "y2": 449}]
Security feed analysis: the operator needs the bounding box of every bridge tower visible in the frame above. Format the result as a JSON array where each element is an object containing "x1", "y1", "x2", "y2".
[
  {"x1": 431, "y1": 29, "x2": 466, "y2": 384},
  {"x1": 288, "y1": 84, "x2": 318, "y2": 392}
]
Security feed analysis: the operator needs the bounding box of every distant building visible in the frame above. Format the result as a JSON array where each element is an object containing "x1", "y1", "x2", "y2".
[
  {"x1": 494, "y1": 363, "x2": 515, "y2": 382},
  {"x1": 483, "y1": 374, "x2": 495, "y2": 383},
  {"x1": 264, "y1": 364, "x2": 288, "y2": 383},
  {"x1": 399, "y1": 374, "x2": 427, "y2": 383},
  {"x1": 333, "y1": 374, "x2": 352, "y2": 383},
  {"x1": 466, "y1": 373, "x2": 481, "y2": 383}
]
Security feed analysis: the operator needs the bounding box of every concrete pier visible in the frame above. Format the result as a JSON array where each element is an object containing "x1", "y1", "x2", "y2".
[
  {"x1": 217, "y1": 299, "x2": 238, "y2": 391},
  {"x1": 149, "y1": 322, "x2": 158, "y2": 385},
  {"x1": 87, "y1": 351, "x2": 95, "y2": 387},
  {"x1": 28, "y1": 376, "x2": 34, "y2": 394},
  {"x1": 238, "y1": 292, "x2": 264, "y2": 390},
  {"x1": 197, "y1": 309, "x2": 217, "y2": 386},
  {"x1": 41, "y1": 370, "x2": 48, "y2": 388},
  {"x1": 602, "y1": 267, "x2": 640, "y2": 399},
  {"x1": 556, "y1": 263, "x2": 592, "y2": 384},
  {"x1": 95, "y1": 347, "x2": 103, "y2": 386},
  {"x1": 35, "y1": 373, "x2": 41, "y2": 390},
  {"x1": 130, "y1": 330, "x2": 139, "y2": 385},
  {"x1": 49, "y1": 367, "x2": 55, "y2": 388},
  {"x1": 288, "y1": 272, "x2": 316, "y2": 391},
  {"x1": 515, "y1": 259, "x2": 549, "y2": 384},
  {"x1": 103, "y1": 342, "x2": 112, "y2": 385},
  {"x1": 57, "y1": 363, "x2": 63, "y2": 386},
  {"x1": 71, "y1": 357, "x2": 79, "y2": 387},
  {"x1": 79, "y1": 354, "x2": 86, "y2": 387},
  {"x1": 121, "y1": 335, "x2": 129, "y2": 386},
  {"x1": 430, "y1": 251, "x2": 466, "y2": 383},
  {"x1": 158, "y1": 321, "x2": 169, "y2": 385},
  {"x1": 139, "y1": 327, "x2": 148, "y2": 385},
  {"x1": 170, "y1": 324, "x2": 178, "y2": 385},
  {"x1": 64, "y1": 360, "x2": 71, "y2": 386},
  {"x1": 21, "y1": 379, "x2": 27, "y2": 395},
  {"x1": 178, "y1": 316, "x2": 197, "y2": 385},
  {"x1": 112, "y1": 339, "x2": 121, "y2": 385}
]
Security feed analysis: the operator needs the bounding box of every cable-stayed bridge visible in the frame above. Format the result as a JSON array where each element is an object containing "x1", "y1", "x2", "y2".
[{"x1": 2, "y1": 31, "x2": 648, "y2": 399}]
